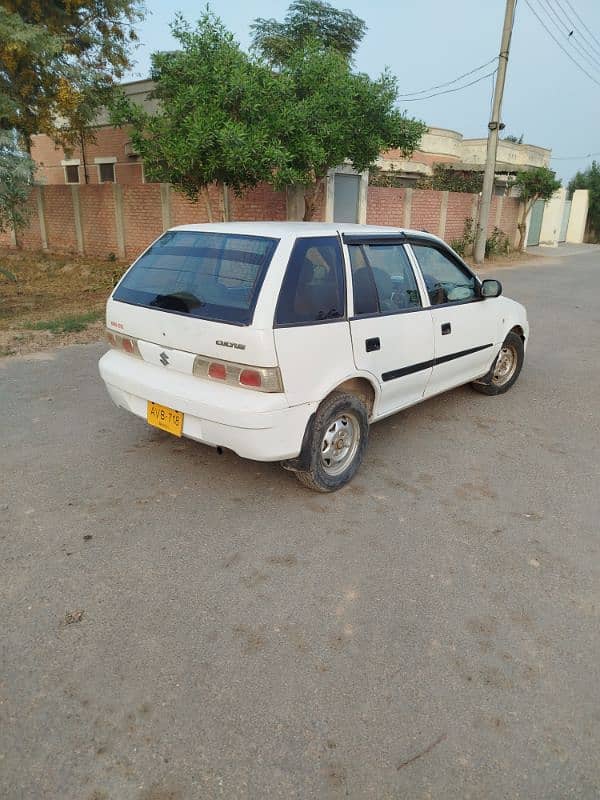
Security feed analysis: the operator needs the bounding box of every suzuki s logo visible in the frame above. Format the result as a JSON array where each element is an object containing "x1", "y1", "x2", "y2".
[
  {"x1": 159, "y1": 351, "x2": 169, "y2": 366},
  {"x1": 216, "y1": 339, "x2": 246, "y2": 351}
]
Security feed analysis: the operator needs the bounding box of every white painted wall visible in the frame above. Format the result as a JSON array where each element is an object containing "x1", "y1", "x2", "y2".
[
  {"x1": 540, "y1": 187, "x2": 567, "y2": 247},
  {"x1": 566, "y1": 189, "x2": 590, "y2": 243}
]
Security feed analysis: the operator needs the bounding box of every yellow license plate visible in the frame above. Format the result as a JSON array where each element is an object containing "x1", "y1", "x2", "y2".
[{"x1": 147, "y1": 401, "x2": 183, "y2": 437}]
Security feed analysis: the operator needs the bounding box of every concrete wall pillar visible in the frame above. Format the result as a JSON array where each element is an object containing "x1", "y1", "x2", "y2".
[
  {"x1": 286, "y1": 184, "x2": 305, "y2": 221},
  {"x1": 566, "y1": 189, "x2": 589, "y2": 243},
  {"x1": 403, "y1": 188, "x2": 413, "y2": 229},
  {"x1": 471, "y1": 193, "x2": 479, "y2": 230},
  {"x1": 36, "y1": 186, "x2": 48, "y2": 250},
  {"x1": 324, "y1": 171, "x2": 335, "y2": 223},
  {"x1": 71, "y1": 185, "x2": 84, "y2": 254},
  {"x1": 357, "y1": 171, "x2": 368, "y2": 224},
  {"x1": 113, "y1": 184, "x2": 126, "y2": 259},
  {"x1": 494, "y1": 195, "x2": 504, "y2": 229},
  {"x1": 160, "y1": 183, "x2": 172, "y2": 231},
  {"x1": 438, "y1": 191, "x2": 448, "y2": 238}
]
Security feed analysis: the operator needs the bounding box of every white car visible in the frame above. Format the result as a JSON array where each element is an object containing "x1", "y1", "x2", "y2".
[{"x1": 99, "y1": 222, "x2": 528, "y2": 491}]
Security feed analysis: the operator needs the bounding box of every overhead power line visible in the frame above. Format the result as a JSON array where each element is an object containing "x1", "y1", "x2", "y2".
[
  {"x1": 538, "y1": 0, "x2": 600, "y2": 72},
  {"x1": 551, "y1": 150, "x2": 600, "y2": 160},
  {"x1": 525, "y1": 0, "x2": 600, "y2": 88},
  {"x1": 563, "y1": 0, "x2": 600, "y2": 56},
  {"x1": 400, "y1": 68, "x2": 498, "y2": 102},
  {"x1": 397, "y1": 57, "x2": 497, "y2": 97}
]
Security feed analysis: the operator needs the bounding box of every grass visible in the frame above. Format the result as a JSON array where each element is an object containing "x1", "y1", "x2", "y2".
[{"x1": 24, "y1": 310, "x2": 104, "y2": 334}]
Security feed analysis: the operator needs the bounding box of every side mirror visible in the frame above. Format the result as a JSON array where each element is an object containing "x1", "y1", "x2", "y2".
[{"x1": 481, "y1": 279, "x2": 502, "y2": 298}]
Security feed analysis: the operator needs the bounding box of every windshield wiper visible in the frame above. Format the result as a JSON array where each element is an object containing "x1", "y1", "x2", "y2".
[{"x1": 149, "y1": 292, "x2": 206, "y2": 313}]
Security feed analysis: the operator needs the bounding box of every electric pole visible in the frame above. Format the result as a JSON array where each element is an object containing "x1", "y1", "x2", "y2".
[{"x1": 473, "y1": 0, "x2": 517, "y2": 264}]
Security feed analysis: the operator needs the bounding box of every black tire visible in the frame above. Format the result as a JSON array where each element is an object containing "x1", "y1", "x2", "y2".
[
  {"x1": 471, "y1": 331, "x2": 524, "y2": 395},
  {"x1": 294, "y1": 391, "x2": 369, "y2": 492}
]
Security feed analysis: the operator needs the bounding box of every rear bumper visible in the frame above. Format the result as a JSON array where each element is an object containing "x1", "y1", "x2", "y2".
[{"x1": 98, "y1": 350, "x2": 316, "y2": 461}]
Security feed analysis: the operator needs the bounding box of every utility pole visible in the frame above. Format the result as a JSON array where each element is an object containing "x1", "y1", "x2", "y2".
[{"x1": 473, "y1": 0, "x2": 517, "y2": 264}]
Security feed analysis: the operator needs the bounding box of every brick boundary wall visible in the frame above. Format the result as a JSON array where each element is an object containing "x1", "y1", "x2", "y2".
[{"x1": 0, "y1": 183, "x2": 521, "y2": 258}]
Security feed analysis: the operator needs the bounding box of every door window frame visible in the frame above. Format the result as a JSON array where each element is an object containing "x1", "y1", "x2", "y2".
[
  {"x1": 341, "y1": 234, "x2": 430, "y2": 320},
  {"x1": 273, "y1": 235, "x2": 348, "y2": 329},
  {"x1": 404, "y1": 236, "x2": 483, "y2": 309}
]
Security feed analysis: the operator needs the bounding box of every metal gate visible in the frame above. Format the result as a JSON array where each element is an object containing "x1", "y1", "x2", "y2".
[
  {"x1": 527, "y1": 198, "x2": 545, "y2": 247},
  {"x1": 333, "y1": 173, "x2": 360, "y2": 223},
  {"x1": 559, "y1": 200, "x2": 572, "y2": 242}
]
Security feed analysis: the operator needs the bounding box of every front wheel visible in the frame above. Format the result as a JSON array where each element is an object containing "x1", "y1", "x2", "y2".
[
  {"x1": 294, "y1": 392, "x2": 369, "y2": 492},
  {"x1": 471, "y1": 331, "x2": 524, "y2": 395}
]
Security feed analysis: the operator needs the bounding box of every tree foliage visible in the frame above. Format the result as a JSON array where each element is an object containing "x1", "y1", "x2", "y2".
[
  {"x1": 251, "y1": 0, "x2": 366, "y2": 65},
  {"x1": 0, "y1": 1, "x2": 145, "y2": 149},
  {"x1": 272, "y1": 44, "x2": 426, "y2": 218},
  {"x1": 0, "y1": 133, "x2": 35, "y2": 240},
  {"x1": 514, "y1": 166, "x2": 561, "y2": 250},
  {"x1": 503, "y1": 133, "x2": 524, "y2": 144},
  {"x1": 111, "y1": 13, "x2": 287, "y2": 220},
  {"x1": 115, "y1": 8, "x2": 426, "y2": 221},
  {"x1": 568, "y1": 161, "x2": 600, "y2": 242}
]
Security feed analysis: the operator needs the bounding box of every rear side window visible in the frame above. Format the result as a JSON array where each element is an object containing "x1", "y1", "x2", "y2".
[
  {"x1": 348, "y1": 243, "x2": 421, "y2": 315},
  {"x1": 275, "y1": 237, "x2": 346, "y2": 326},
  {"x1": 113, "y1": 231, "x2": 278, "y2": 325}
]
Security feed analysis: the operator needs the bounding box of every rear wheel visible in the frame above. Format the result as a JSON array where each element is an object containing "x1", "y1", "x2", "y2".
[
  {"x1": 294, "y1": 391, "x2": 369, "y2": 492},
  {"x1": 471, "y1": 331, "x2": 524, "y2": 395}
]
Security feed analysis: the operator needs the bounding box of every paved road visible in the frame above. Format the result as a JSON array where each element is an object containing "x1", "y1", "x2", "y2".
[{"x1": 2, "y1": 250, "x2": 599, "y2": 800}]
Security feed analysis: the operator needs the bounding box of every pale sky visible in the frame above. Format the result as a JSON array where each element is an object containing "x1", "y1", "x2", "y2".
[{"x1": 124, "y1": 0, "x2": 600, "y2": 184}]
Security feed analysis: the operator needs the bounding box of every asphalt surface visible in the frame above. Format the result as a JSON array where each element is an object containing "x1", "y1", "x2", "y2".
[{"x1": 2, "y1": 248, "x2": 600, "y2": 800}]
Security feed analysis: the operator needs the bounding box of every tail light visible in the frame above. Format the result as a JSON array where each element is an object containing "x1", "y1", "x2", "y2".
[
  {"x1": 193, "y1": 355, "x2": 283, "y2": 393},
  {"x1": 106, "y1": 329, "x2": 141, "y2": 358}
]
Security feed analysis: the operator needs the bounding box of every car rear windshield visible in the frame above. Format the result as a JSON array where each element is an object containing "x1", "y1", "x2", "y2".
[{"x1": 113, "y1": 230, "x2": 279, "y2": 325}]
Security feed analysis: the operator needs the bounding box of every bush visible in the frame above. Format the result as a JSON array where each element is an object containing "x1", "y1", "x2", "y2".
[
  {"x1": 485, "y1": 227, "x2": 510, "y2": 257},
  {"x1": 450, "y1": 217, "x2": 476, "y2": 257}
]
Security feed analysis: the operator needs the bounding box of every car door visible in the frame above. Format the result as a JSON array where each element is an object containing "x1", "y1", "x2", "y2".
[
  {"x1": 344, "y1": 236, "x2": 435, "y2": 418},
  {"x1": 407, "y1": 241, "x2": 500, "y2": 397},
  {"x1": 273, "y1": 235, "x2": 357, "y2": 406}
]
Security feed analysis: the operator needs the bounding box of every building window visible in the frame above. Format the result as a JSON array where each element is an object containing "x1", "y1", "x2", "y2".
[
  {"x1": 98, "y1": 162, "x2": 115, "y2": 183},
  {"x1": 64, "y1": 164, "x2": 80, "y2": 184}
]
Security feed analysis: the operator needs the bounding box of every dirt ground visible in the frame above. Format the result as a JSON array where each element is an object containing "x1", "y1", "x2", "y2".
[{"x1": 0, "y1": 248, "x2": 128, "y2": 356}]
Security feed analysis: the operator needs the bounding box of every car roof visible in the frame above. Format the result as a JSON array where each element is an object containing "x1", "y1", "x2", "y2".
[{"x1": 167, "y1": 221, "x2": 444, "y2": 244}]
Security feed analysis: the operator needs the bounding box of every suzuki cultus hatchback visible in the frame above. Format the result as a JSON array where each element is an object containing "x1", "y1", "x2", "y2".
[{"x1": 99, "y1": 222, "x2": 528, "y2": 491}]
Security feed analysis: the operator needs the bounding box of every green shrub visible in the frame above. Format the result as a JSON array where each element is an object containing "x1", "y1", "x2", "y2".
[
  {"x1": 485, "y1": 227, "x2": 510, "y2": 257},
  {"x1": 450, "y1": 217, "x2": 476, "y2": 257}
]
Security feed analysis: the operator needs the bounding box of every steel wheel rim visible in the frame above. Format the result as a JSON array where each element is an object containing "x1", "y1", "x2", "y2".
[
  {"x1": 320, "y1": 412, "x2": 360, "y2": 476},
  {"x1": 492, "y1": 344, "x2": 518, "y2": 386}
]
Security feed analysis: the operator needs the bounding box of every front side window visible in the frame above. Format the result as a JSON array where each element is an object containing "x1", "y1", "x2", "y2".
[
  {"x1": 349, "y1": 243, "x2": 421, "y2": 316},
  {"x1": 411, "y1": 244, "x2": 477, "y2": 305},
  {"x1": 113, "y1": 231, "x2": 279, "y2": 325},
  {"x1": 275, "y1": 237, "x2": 345, "y2": 325}
]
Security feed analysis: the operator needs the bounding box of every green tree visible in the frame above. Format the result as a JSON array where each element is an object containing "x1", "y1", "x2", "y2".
[
  {"x1": 569, "y1": 161, "x2": 600, "y2": 242},
  {"x1": 0, "y1": 133, "x2": 35, "y2": 244},
  {"x1": 0, "y1": 1, "x2": 145, "y2": 150},
  {"x1": 268, "y1": 44, "x2": 426, "y2": 219},
  {"x1": 111, "y1": 13, "x2": 287, "y2": 220},
  {"x1": 251, "y1": 0, "x2": 366, "y2": 65},
  {"x1": 503, "y1": 133, "x2": 524, "y2": 144},
  {"x1": 514, "y1": 166, "x2": 561, "y2": 251}
]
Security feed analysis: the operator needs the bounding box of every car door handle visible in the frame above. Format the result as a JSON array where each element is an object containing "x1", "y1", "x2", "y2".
[
  {"x1": 441, "y1": 323, "x2": 451, "y2": 335},
  {"x1": 366, "y1": 337, "x2": 381, "y2": 352}
]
